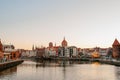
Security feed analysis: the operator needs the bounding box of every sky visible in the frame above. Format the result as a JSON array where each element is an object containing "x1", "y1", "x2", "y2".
[{"x1": 0, "y1": 0, "x2": 120, "y2": 50}]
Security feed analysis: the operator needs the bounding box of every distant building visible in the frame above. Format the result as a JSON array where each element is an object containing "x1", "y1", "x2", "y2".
[
  {"x1": 69, "y1": 46, "x2": 78, "y2": 57},
  {"x1": 0, "y1": 39, "x2": 3, "y2": 59},
  {"x1": 36, "y1": 47, "x2": 46, "y2": 58},
  {"x1": 35, "y1": 37, "x2": 78, "y2": 58},
  {"x1": 61, "y1": 37, "x2": 67, "y2": 47},
  {"x1": 32, "y1": 45, "x2": 35, "y2": 51},
  {"x1": 58, "y1": 37, "x2": 69, "y2": 57},
  {"x1": 112, "y1": 39, "x2": 120, "y2": 58},
  {"x1": 49, "y1": 42, "x2": 53, "y2": 48},
  {"x1": 106, "y1": 47, "x2": 113, "y2": 58},
  {"x1": 81, "y1": 47, "x2": 108, "y2": 58},
  {"x1": 10, "y1": 50, "x2": 20, "y2": 60},
  {"x1": 58, "y1": 47, "x2": 69, "y2": 57},
  {"x1": 99, "y1": 48, "x2": 108, "y2": 56},
  {"x1": 45, "y1": 42, "x2": 59, "y2": 57},
  {"x1": 82, "y1": 48, "x2": 94, "y2": 56},
  {"x1": 3, "y1": 44, "x2": 20, "y2": 60},
  {"x1": 91, "y1": 50, "x2": 100, "y2": 58},
  {"x1": 53, "y1": 46, "x2": 59, "y2": 56},
  {"x1": 3, "y1": 44, "x2": 15, "y2": 51},
  {"x1": 21, "y1": 50, "x2": 36, "y2": 58}
]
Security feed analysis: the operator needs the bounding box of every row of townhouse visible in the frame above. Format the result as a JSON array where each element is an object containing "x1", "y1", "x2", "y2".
[
  {"x1": 81, "y1": 47, "x2": 112, "y2": 58},
  {"x1": 20, "y1": 37, "x2": 115, "y2": 59},
  {"x1": 0, "y1": 39, "x2": 20, "y2": 60}
]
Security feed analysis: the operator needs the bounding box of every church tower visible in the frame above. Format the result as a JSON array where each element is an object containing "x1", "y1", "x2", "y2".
[
  {"x1": 112, "y1": 38, "x2": 120, "y2": 58},
  {"x1": 32, "y1": 45, "x2": 34, "y2": 50},
  {"x1": 61, "y1": 37, "x2": 68, "y2": 47},
  {"x1": 49, "y1": 42, "x2": 53, "y2": 48}
]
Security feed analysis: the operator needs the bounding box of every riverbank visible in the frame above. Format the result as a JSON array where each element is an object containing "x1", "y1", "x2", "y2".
[
  {"x1": 99, "y1": 60, "x2": 120, "y2": 66},
  {"x1": 35, "y1": 57, "x2": 120, "y2": 66},
  {"x1": 0, "y1": 59, "x2": 24, "y2": 71},
  {"x1": 35, "y1": 57, "x2": 90, "y2": 61}
]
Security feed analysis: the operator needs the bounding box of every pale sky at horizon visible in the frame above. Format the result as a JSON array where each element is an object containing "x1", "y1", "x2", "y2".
[{"x1": 0, "y1": 0, "x2": 120, "y2": 50}]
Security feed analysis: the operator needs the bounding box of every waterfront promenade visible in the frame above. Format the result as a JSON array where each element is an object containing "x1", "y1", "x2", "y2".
[{"x1": 0, "y1": 59, "x2": 24, "y2": 71}]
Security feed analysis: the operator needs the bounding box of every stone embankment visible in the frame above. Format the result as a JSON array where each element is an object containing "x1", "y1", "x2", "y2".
[
  {"x1": 0, "y1": 59, "x2": 24, "y2": 71},
  {"x1": 36, "y1": 57, "x2": 120, "y2": 66}
]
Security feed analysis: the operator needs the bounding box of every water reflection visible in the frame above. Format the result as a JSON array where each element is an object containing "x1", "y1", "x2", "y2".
[
  {"x1": 0, "y1": 66, "x2": 17, "y2": 79},
  {"x1": 115, "y1": 67, "x2": 120, "y2": 80},
  {"x1": 91, "y1": 62, "x2": 101, "y2": 66},
  {"x1": 0, "y1": 60, "x2": 120, "y2": 80},
  {"x1": 36, "y1": 60, "x2": 92, "y2": 67}
]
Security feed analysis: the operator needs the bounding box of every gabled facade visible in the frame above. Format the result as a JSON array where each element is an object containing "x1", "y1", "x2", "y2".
[{"x1": 112, "y1": 39, "x2": 120, "y2": 58}]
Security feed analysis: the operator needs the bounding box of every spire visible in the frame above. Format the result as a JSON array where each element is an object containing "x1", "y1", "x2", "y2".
[
  {"x1": 112, "y1": 38, "x2": 120, "y2": 46},
  {"x1": 64, "y1": 36, "x2": 65, "y2": 40},
  {"x1": 62, "y1": 37, "x2": 68, "y2": 47},
  {"x1": 55, "y1": 43, "x2": 56, "y2": 47},
  {"x1": 32, "y1": 45, "x2": 34, "y2": 50}
]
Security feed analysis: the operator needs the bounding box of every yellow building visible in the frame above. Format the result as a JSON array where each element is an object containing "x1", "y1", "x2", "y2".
[{"x1": 91, "y1": 51, "x2": 100, "y2": 58}]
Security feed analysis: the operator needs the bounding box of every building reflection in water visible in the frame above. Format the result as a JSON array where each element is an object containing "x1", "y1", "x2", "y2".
[
  {"x1": 0, "y1": 60, "x2": 119, "y2": 80},
  {"x1": 91, "y1": 62, "x2": 101, "y2": 66},
  {"x1": 36, "y1": 60, "x2": 92, "y2": 67},
  {"x1": 0, "y1": 66, "x2": 17, "y2": 79},
  {"x1": 115, "y1": 67, "x2": 120, "y2": 80}
]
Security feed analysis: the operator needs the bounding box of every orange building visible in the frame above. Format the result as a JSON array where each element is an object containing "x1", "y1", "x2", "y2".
[
  {"x1": 0, "y1": 39, "x2": 20, "y2": 60},
  {"x1": 3, "y1": 49, "x2": 21, "y2": 60},
  {"x1": 3, "y1": 44, "x2": 21, "y2": 60},
  {"x1": 61, "y1": 37, "x2": 68, "y2": 47},
  {"x1": 91, "y1": 51, "x2": 100, "y2": 58},
  {"x1": 10, "y1": 51, "x2": 20, "y2": 60},
  {"x1": 0, "y1": 39, "x2": 3, "y2": 59},
  {"x1": 112, "y1": 39, "x2": 120, "y2": 58}
]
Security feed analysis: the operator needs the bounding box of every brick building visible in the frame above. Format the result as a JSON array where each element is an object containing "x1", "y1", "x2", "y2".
[
  {"x1": 0, "y1": 39, "x2": 3, "y2": 59},
  {"x1": 112, "y1": 39, "x2": 120, "y2": 58}
]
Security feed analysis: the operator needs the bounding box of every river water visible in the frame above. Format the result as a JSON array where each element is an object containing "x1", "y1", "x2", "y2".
[{"x1": 0, "y1": 60, "x2": 120, "y2": 80}]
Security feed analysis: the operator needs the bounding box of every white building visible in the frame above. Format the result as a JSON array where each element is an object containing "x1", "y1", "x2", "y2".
[
  {"x1": 69, "y1": 46, "x2": 78, "y2": 57},
  {"x1": 3, "y1": 44, "x2": 16, "y2": 59},
  {"x1": 58, "y1": 47, "x2": 69, "y2": 57},
  {"x1": 58, "y1": 46, "x2": 78, "y2": 57},
  {"x1": 99, "y1": 48, "x2": 108, "y2": 56},
  {"x1": 45, "y1": 48, "x2": 56, "y2": 57},
  {"x1": 21, "y1": 50, "x2": 36, "y2": 57}
]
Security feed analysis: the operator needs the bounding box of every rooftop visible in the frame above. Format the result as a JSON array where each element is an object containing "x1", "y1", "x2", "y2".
[{"x1": 112, "y1": 39, "x2": 120, "y2": 46}]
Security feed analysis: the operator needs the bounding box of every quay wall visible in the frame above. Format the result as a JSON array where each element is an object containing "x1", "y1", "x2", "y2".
[
  {"x1": 35, "y1": 57, "x2": 90, "y2": 61},
  {"x1": 0, "y1": 60, "x2": 24, "y2": 71},
  {"x1": 36, "y1": 57, "x2": 120, "y2": 66}
]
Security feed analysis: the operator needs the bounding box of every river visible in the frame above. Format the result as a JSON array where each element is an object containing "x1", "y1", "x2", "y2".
[{"x1": 0, "y1": 60, "x2": 120, "y2": 80}]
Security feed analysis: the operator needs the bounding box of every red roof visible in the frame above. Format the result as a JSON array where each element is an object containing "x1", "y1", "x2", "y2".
[
  {"x1": 112, "y1": 39, "x2": 120, "y2": 46},
  {"x1": 61, "y1": 37, "x2": 67, "y2": 46}
]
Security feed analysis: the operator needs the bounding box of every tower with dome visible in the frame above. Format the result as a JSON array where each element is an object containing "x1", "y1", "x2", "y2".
[{"x1": 61, "y1": 37, "x2": 68, "y2": 47}]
